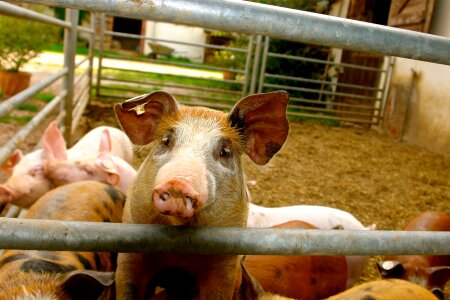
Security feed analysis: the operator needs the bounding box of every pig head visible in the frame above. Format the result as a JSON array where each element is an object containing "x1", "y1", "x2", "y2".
[
  {"x1": 0, "y1": 121, "x2": 133, "y2": 207},
  {"x1": 377, "y1": 211, "x2": 450, "y2": 299},
  {"x1": 113, "y1": 90, "x2": 289, "y2": 300}
]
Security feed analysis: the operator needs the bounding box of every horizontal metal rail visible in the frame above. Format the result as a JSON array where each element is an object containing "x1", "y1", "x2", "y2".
[
  {"x1": 103, "y1": 53, "x2": 246, "y2": 75},
  {"x1": 0, "y1": 69, "x2": 68, "y2": 118},
  {"x1": 102, "y1": 66, "x2": 243, "y2": 85},
  {"x1": 0, "y1": 218, "x2": 449, "y2": 255},
  {"x1": 266, "y1": 73, "x2": 383, "y2": 92},
  {"x1": 264, "y1": 83, "x2": 381, "y2": 101},
  {"x1": 102, "y1": 77, "x2": 242, "y2": 96},
  {"x1": 289, "y1": 105, "x2": 375, "y2": 118},
  {"x1": 106, "y1": 30, "x2": 248, "y2": 53},
  {"x1": 289, "y1": 97, "x2": 381, "y2": 111},
  {"x1": 0, "y1": 1, "x2": 70, "y2": 27},
  {"x1": 0, "y1": 91, "x2": 66, "y2": 165},
  {"x1": 8, "y1": 0, "x2": 450, "y2": 65},
  {"x1": 289, "y1": 111, "x2": 377, "y2": 124},
  {"x1": 268, "y1": 52, "x2": 386, "y2": 72}
]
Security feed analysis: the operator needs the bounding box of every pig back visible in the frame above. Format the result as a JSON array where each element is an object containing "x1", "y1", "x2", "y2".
[{"x1": 0, "y1": 181, "x2": 125, "y2": 299}]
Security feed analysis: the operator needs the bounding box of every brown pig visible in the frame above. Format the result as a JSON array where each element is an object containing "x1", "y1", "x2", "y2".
[
  {"x1": 0, "y1": 180, "x2": 126, "y2": 300},
  {"x1": 377, "y1": 211, "x2": 450, "y2": 299},
  {"x1": 324, "y1": 278, "x2": 439, "y2": 300},
  {"x1": 243, "y1": 220, "x2": 347, "y2": 300},
  {"x1": 113, "y1": 90, "x2": 289, "y2": 300}
]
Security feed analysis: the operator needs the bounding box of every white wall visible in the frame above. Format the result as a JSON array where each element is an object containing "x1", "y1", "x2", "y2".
[
  {"x1": 143, "y1": 21, "x2": 206, "y2": 63},
  {"x1": 384, "y1": 0, "x2": 450, "y2": 156}
]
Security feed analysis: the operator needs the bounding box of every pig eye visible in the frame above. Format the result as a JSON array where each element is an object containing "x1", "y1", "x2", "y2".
[
  {"x1": 29, "y1": 165, "x2": 44, "y2": 177},
  {"x1": 162, "y1": 136, "x2": 170, "y2": 146},
  {"x1": 220, "y1": 147, "x2": 231, "y2": 157},
  {"x1": 82, "y1": 165, "x2": 94, "y2": 176}
]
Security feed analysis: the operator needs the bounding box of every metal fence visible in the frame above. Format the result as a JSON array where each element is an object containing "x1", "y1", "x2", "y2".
[
  {"x1": 0, "y1": 0, "x2": 449, "y2": 256},
  {"x1": 0, "y1": 1, "x2": 94, "y2": 166}
]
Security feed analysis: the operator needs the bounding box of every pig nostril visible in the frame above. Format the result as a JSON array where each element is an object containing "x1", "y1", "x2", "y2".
[
  {"x1": 160, "y1": 192, "x2": 170, "y2": 202},
  {"x1": 185, "y1": 197, "x2": 193, "y2": 210}
]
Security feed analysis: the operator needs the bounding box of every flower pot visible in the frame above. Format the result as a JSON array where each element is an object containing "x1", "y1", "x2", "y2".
[
  {"x1": 0, "y1": 70, "x2": 32, "y2": 98},
  {"x1": 222, "y1": 71, "x2": 236, "y2": 80}
]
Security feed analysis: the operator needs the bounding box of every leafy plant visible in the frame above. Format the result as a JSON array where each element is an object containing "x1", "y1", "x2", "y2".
[{"x1": 0, "y1": 15, "x2": 59, "y2": 72}]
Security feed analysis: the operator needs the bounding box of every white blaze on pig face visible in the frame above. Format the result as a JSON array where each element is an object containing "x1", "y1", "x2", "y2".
[{"x1": 150, "y1": 110, "x2": 242, "y2": 220}]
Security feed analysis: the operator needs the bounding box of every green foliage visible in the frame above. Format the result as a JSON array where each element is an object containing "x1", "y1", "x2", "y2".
[
  {"x1": 210, "y1": 33, "x2": 248, "y2": 71},
  {"x1": 17, "y1": 104, "x2": 39, "y2": 112},
  {"x1": 0, "y1": 15, "x2": 60, "y2": 72},
  {"x1": 34, "y1": 92, "x2": 55, "y2": 103},
  {"x1": 0, "y1": 115, "x2": 33, "y2": 124}
]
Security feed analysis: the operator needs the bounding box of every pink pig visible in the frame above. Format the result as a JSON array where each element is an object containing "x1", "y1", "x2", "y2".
[
  {"x1": 44, "y1": 151, "x2": 137, "y2": 194},
  {"x1": 0, "y1": 121, "x2": 133, "y2": 207}
]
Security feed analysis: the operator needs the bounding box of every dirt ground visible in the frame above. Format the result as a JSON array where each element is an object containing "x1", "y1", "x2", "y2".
[{"x1": 1, "y1": 100, "x2": 449, "y2": 296}]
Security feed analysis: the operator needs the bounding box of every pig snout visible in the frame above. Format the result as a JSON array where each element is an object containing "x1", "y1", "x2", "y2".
[
  {"x1": 0, "y1": 185, "x2": 14, "y2": 203},
  {"x1": 152, "y1": 177, "x2": 203, "y2": 219}
]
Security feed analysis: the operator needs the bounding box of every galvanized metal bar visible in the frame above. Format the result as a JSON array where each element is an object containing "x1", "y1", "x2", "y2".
[
  {"x1": 95, "y1": 13, "x2": 105, "y2": 98},
  {"x1": 266, "y1": 73, "x2": 383, "y2": 92},
  {"x1": 257, "y1": 36, "x2": 270, "y2": 94},
  {"x1": 105, "y1": 30, "x2": 248, "y2": 53},
  {"x1": 0, "y1": 92, "x2": 65, "y2": 165},
  {"x1": 242, "y1": 35, "x2": 254, "y2": 97},
  {"x1": 102, "y1": 77, "x2": 242, "y2": 96},
  {"x1": 290, "y1": 97, "x2": 380, "y2": 111},
  {"x1": 249, "y1": 35, "x2": 262, "y2": 94},
  {"x1": 62, "y1": 9, "x2": 78, "y2": 146},
  {"x1": 268, "y1": 52, "x2": 386, "y2": 72},
  {"x1": 101, "y1": 66, "x2": 243, "y2": 86},
  {"x1": 0, "y1": 69, "x2": 67, "y2": 118},
  {"x1": 264, "y1": 83, "x2": 381, "y2": 101},
  {"x1": 86, "y1": 12, "x2": 95, "y2": 106},
  {"x1": 77, "y1": 24, "x2": 93, "y2": 34},
  {"x1": 0, "y1": 218, "x2": 449, "y2": 255},
  {"x1": 289, "y1": 111, "x2": 377, "y2": 125},
  {"x1": 289, "y1": 105, "x2": 375, "y2": 118},
  {"x1": 103, "y1": 53, "x2": 246, "y2": 74},
  {"x1": 8, "y1": 0, "x2": 450, "y2": 65},
  {"x1": 0, "y1": 1, "x2": 70, "y2": 27}
]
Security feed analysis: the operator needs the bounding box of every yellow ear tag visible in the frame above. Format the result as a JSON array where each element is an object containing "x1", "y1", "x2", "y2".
[{"x1": 129, "y1": 104, "x2": 146, "y2": 115}]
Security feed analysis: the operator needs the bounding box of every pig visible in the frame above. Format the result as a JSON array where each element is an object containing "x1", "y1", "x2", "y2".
[
  {"x1": 324, "y1": 278, "x2": 439, "y2": 300},
  {"x1": 0, "y1": 180, "x2": 126, "y2": 299},
  {"x1": 243, "y1": 220, "x2": 347, "y2": 300},
  {"x1": 247, "y1": 203, "x2": 375, "y2": 288},
  {"x1": 44, "y1": 151, "x2": 137, "y2": 194},
  {"x1": 0, "y1": 121, "x2": 133, "y2": 207},
  {"x1": 113, "y1": 90, "x2": 290, "y2": 300},
  {"x1": 377, "y1": 211, "x2": 450, "y2": 299}
]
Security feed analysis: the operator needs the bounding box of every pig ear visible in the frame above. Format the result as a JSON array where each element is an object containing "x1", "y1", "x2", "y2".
[
  {"x1": 1, "y1": 149, "x2": 23, "y2": 175},
  {"x1": 238, "y1": 256, "x2": 266, "y2": 299},
  {"x1": 376, "y1": 260, "x2": 404, "y2": 278},
  {"x1": 96, "y1": 154, "x2": 120, "y2": 185},
  {"x1": 429, "y1": 266, "x2": 450, "y2": 289},
  {"x1": 42, "y1": 121, "x2": 68, "y2": 160},
  {"x1": 59, "y1": 270, "x2": 115, "y2": 300},
  {"x1": 99, "y1": 129, "x2": 112, "y2": 153},
  {"x1": 229, "y1": 90, "x2": 289, "y2": 165},
  {"x1": 114, "y1": 91, "x2": 179, "y2": 145}
]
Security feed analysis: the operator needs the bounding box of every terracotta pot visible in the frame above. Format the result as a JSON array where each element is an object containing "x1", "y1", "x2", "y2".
[
  {"x1": 0, "y1": 70, "x2": 32, "y2": 98},
  {"x1": 222, "y1": 71, "x2": 236, "y2": 80}
]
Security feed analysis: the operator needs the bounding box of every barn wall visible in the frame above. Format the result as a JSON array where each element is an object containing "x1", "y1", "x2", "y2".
[
  {"x1": 383, "y1": 0, "x2": 450, "y2": 156},
  {"x1": 143, "y1": 21, "x2": 206, "y2": 63}
]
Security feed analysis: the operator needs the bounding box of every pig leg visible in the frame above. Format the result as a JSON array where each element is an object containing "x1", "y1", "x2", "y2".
[
  {"x1": 195, "y1": 256, "x2": 239, "y2": 300},
  {"x1": 116, "y1": 253, "x2": 155, "y2": 300}
]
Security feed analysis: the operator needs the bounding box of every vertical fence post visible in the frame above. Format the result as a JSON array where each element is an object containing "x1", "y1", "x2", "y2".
[
  {"x1": 377, "y1": 56, "x2": 395, "y2": 126},
  {"x1": 95, "y1": 13, "x2": 105, "y2": 98},
  {"x1": 257, "y1": 36, "x2": 270, "y2": 93},
  {"x1": 249, "y1": 35, "x2": 263, "y2": 95},
  {"x1": 62, "y1": 8, "x2": 79, "y2": 146},
  {"x1": 87, "y1": 12, "x2": 96, "y2": 105},
  {"x1": 242, "y1": 34, "x2": 254, "y2": 97}
]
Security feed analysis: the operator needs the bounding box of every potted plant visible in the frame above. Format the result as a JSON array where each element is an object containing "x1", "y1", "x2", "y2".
[{"x1": 0, "y1": 13, "x2": 59, "y2": 97}]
